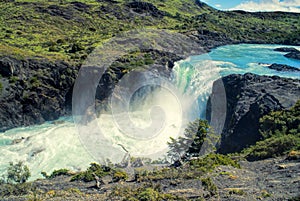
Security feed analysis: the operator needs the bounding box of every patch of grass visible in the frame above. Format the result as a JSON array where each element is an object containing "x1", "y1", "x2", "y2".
[
  {"x1": 135, "y1": 153, "x2": 240, "y2": 182},
  {"x1": 201, "y1": 177, "x2": 218, "y2": 196},
  {"x1": 261, "y1": 190, "x2": 271, "y2": 198},
  {"x1": 9, "y1": 76, "x2": 19, "y2": 83},
  {"x1": 227, "y1": 188, "x2": 246, "y2": 196},
  {"x1": 109, "y1": 184, "x2": 183, "y2": 201}
]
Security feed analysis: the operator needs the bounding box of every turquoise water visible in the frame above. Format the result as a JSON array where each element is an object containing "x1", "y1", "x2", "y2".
[
  {"x1": 172, "y1": 44, "x2": 299, "y2": 119},
  {"x1": 0, "y1": 44, "x2": 299, "y2": 180},
  {"x1": 189, "y1": 44, "x2": 299, "y2": 78}
]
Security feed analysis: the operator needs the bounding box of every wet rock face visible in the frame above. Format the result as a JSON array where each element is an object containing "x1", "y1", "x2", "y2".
[
  {"x1": 274, "y1": 47, "x2": 300, "y2": 60},
  {"x1": 207, "y1": 73, "x2": 300, "y2": 154},
  {"x1": 274, "y1": 47, "x2": 299, "y2": 53},
  {"x1": 268, "y1": 63, "x2": 300, "y2": 72},
  {"x1": 284, "y1": 51, "x2": 300, "y2": 60},
  {"x1": 0, "y1": 57, "x2": 78, "y2": 132}
]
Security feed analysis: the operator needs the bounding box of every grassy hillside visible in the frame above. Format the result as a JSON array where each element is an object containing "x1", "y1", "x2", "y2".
[{"x1": 0, "y1": 0, "x2": 299, "y2": 64}]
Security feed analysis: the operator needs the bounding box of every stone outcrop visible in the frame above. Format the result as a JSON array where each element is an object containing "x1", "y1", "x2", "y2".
[
  {"x1": 268, "y1": 63, "x2": 299, "y2": 72},
  {"x1": 274, "y1": 47, "x2": 300, "y2": 60},
  {"x1": 207, "y1": 73, "x2": 300, "y2": 154},
  {"x1": 0, "y1": 57, "x2": 78, "y2": 132}
]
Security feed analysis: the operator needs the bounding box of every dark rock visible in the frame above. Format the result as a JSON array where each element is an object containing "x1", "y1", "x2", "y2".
[
  {"x1": 0, "y1": 58, "x2": 78, "y2": 132},
  {"x1": 35, "y1": 5, "x2": 77, "y2": 20},
  {"x1": 11, "y1": 137, "x2": 25, "y2": 145},
  {"x1": 274, "y1": 47, "x2": 300, "y2": 53},
  {"x1": 97, "y1": 0, "x2": 118, "y2": 3},
  {"x1": 207, "y1": 73, "x2": 300, "y2": 154},
  {"x1": 127, "y1": 1, "x2": 166, "y2": 18},
  {"x1": 284, "y1": 51, "x2": 300, "y2": 60},
  {"x1": 0, "y1": 57, "x2": 21, "y2": 77},
  {"x1": 268, "y1": 63, "x2": 300, "y2": 72},
  {"x1": 95, "y1": 49, "x2": 182, "y2": 104},
  {"x1": 70, "y1": 2, "x2": 90, "y2": 12}
]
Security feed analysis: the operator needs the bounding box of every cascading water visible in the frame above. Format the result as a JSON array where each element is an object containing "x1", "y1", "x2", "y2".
[{"x1": 0, "y1": 44, "x2": 299, "y2": 180}]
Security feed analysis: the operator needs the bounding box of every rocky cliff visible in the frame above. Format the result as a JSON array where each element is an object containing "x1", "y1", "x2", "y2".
[
  {"x1": 0, "y1": 57, "x2": 78, "y2": 132},
  {"x1": 207, "y1": 73, "x2": 300, "y2": 154}
]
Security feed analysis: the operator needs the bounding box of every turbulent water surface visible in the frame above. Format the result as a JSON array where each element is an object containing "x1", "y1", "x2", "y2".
[{"x1": 0, "y1": 44, "x2": 299, "y2": 180}]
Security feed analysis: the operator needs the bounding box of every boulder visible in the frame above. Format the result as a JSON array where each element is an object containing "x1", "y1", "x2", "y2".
[
  {"x1": 268, "y1": 63, "x2": 299, "y2": 72},
  {"x1": 207, "y1": 73, "x2": 300, "y2": 154},
  {"x1": 284, "y1": 52, "x2": 300, "y2": 60},
  {"x1": 274, "y1": 47, "x2": 299, "y2": 53},
  {"x1": 0, "y1": 57, "x2": 20, "y2": 77}
]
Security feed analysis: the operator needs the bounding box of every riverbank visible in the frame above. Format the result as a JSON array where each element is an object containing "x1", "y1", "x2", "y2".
[{"x1": 1, "y1": 154, "x2": 299, "y2": 200}]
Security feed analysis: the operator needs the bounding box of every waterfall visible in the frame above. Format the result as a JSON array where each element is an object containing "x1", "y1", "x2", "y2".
[{"x1": 0, "y1": 44, "x2": 299, "y2": 180}]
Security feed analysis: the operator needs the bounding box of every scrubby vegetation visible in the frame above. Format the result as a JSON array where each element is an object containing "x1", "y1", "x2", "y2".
[
  {"x1": 0, "y1": 162, "x2": 33, "y2": 197},
  {"x1": 167, "y1": 119, "x2": 211, "y2": 162},
  {"x1": 70, "y1": 162, "x2": 113, "y2": 182},
  {"x1": 41, "y1": 168, "x2": 72, "y2": 179},
  {"x1": 109, "y1": 184, "x2": 181, "y2": 201},
  {"x1": 243, "y1": 100, "x2": 300, "y2": 160},
  {"x1": 201, "y1": 177, "x2": 217, "y2": 197},
  {"x1": 4, "y1": 161, "x2": 30, "y2": 184},
  {"x1": 0, "y1": 0, "x2": 299, "y2": 63}
]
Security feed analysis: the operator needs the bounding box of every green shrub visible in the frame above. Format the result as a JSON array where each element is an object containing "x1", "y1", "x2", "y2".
[
  {"x1": 259, "y1": 100, "x2": 300, "y2": 139},
  {"x1": 109, "y1": 185, "x2": 181, "y2": 201},
  {"x1": 244, "y1": 134, "x2": 300, "y2": 161},
  {"x1": 201, "y1": 177, "x2": 218, "y2": 196},
  {"x1": 70, "y1": 163, "x2": 111, "y2": 182},
  {"x1": 29, "y1": 76, "x2": 41, "y2": 88},
  {"x1": 189, "y1": 153, "x2": 240, "y2": 172},
  {"x1": 112, "y1": 170, "x2": 128, "y2": 182},
  {"x1": 0, "y1": 183, "x2": 33, "y2": 197},
  {"x1": 167, "y1": 119, "x2": 211, "y2": 162},
  {"x1": 42, "y1": 168, "x2": 72, "y2": 179},
  {"x1": 138, "y1": 188, "x2": 160, "y2": 201},
  {"x1": 9, "y1": 76, "x2": 18, "y2": 83},
  {"x1": 6, "y1": 161, "x2": 30, "y2": 184},
  {"x1": 242, "y1": 100, "x2": 300, "y2": 160},
  {"x1": 228, "y1": 188, "x2": 246, "y2": 196}
]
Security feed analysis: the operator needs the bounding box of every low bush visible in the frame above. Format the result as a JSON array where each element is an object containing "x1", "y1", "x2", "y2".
[
  {"x1": 70, "y1": 163, "x2": 112, "y2": 182},
  {"x1": 41, "y1": 168, "x2": 72, "y2": 179},
  {"x1": 109, "y1": 184, "x2": 181, "y2": 201},
  {"x1": 112, "y1": 170, "x2": 128, "y2": 182},
  {"x1": 6, "y1": 161, "x2": 30, "y2": 184},
  {"x1": 189, "y1": 153, "x2": 240, "y2": 172},
  {"x1": 0, "y1": 183, "x2": 33, "y2": 197},
  {"x1": 243, "y1": 100, "x2": 300, "y2": 160},
  {"x1": 244, "y1": 134, "x2": 300, "y2": 161}
]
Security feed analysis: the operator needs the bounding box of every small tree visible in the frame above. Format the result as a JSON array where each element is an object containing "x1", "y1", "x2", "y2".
[
  {"x1": 6, "y1": 161, "x2": 31, "y2": 184},
  {"x1": 167, "y1": 119, "x2": 212, "y2": 163}
]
